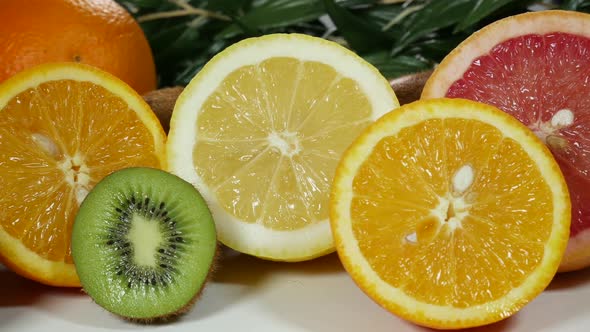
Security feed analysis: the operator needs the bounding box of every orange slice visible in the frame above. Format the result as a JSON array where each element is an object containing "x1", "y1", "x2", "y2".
[
  {"x1": 421, "y1": 10, "x2": 590, "y2": 272},
  {"x1": 0, "y1": 63, "x2": 166, "y2": 287},
  {"x1": 330, "y1": 98, "x2": 570, "y2": 329}
]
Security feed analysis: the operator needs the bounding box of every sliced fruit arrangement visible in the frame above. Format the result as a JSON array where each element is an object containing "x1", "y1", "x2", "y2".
[
  {"x1": 330, "y1": 98, "x2": 570, "y2": 329},
  {"x1": 0, "y1": 63, "x2": 166, "y2": 287},
  {"x1": 421, "y1": 10, "x2": 590, "y2": 272},
  {"x1": 167, "y1": 33, "x2": 399, "y2": 261},
  {"x1": 72, "y1": 167, "x2": 217, "y2": 321}
]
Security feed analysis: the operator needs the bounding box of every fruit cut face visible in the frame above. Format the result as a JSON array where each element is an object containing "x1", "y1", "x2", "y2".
[
  {"x1": 352, "y1": 117, "x2": 553, "y2": 307},
  {"x1": 0, "y1": 63, "x2": 166, "y2": 286},
  {"x1": 0, "y1": 80, "x2": 161, "y2": 263},
  {"x1": 330, "y1": 99, "x2": 570, "y2": 329},
  {"x1": 168, "y1": 34, "x2": 398, "y2": 261},
  {"x1": 71, "y1": 167, "x2": 217, "y2": 320},
  {"x1": 195, "y1": 57, "x2": 372, "y2": 231},
  {"x1": 445, "y1": 32, "x2": 590, "y2": 237}
]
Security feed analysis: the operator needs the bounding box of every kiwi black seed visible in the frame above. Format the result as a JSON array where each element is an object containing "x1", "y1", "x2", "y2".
[{"x1": 71, "y1": 167, "x2": 218, "y2": 322}]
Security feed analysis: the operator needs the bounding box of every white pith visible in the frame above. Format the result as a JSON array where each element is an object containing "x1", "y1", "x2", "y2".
[
  {"x1": 56, "y1": 152, "x2": 91, "y2": 205},
  {"x1": 430, "y1": 196, "x2": 469, "y2": 234},
  {"x1": 167, "y1": 34, "x2": 398, "y2": 260},
  {"x1": 30, "y1": 131, "x2": 92, "y2": 204},
  {"x1": 267, "y1": 131, "x2": 301, "y2": 157}
]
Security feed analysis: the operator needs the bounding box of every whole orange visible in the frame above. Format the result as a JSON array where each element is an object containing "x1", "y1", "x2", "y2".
[{"x1": 0, "y1": 0, "x2": 156, "y2": 94}]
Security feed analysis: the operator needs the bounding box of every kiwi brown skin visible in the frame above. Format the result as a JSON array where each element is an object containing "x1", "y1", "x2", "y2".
[
  {"x1": 389, "y1": 70, "x2": 433, "y2": 105},
  {"x1": 72, "y1": 167, "x2": 219, "y2": 323},
  {"x1": 142, "y1": 86, "x2": 183, "y2": 132}
]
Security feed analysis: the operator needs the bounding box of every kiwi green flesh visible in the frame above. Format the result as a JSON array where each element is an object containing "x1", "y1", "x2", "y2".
[{"x1": 71, "y1": 167, "x2": 217, "y2": 320}]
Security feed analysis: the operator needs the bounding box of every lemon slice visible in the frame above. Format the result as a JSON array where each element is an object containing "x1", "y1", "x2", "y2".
[{"x1": 167, "y1": 34, "x2": 398, "y2": 261}]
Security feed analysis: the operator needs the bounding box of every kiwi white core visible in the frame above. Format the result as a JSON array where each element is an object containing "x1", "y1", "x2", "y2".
[{"x1": 127, "y1": 214, "x2": 163, "y2": 267}]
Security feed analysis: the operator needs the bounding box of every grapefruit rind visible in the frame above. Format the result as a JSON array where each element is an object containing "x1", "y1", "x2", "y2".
[
  {"x1": 0, "y1": 62, "x2": 167, "y2": 286},
  {"x1": 422, "y1": 10, "x2": 590, "y2": 99},
  {"x1": 167, "y1": 33, "x2": 398, "y2": 261},
  {"x1": 330, "y1": 99, "x2": 570, "y2": 329}
]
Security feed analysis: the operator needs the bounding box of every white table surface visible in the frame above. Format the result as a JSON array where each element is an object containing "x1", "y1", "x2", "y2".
[{"x1": 1, "y1": 249, "x2": 589, "y2": 332}]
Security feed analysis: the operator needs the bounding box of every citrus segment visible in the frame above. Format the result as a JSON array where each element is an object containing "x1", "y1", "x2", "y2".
[
  {"x1": 0, "y1": 63, "x2": 166, "y2": 286},
  {"x1": 421, "y1": 10, "x2": 590, "y2": 271},
  {"x1": 331, "y1": 99, "x2": 570, "y2": 329},
  {"x1": 168, "y1": 34, "x2": 398, "y2": 261}
]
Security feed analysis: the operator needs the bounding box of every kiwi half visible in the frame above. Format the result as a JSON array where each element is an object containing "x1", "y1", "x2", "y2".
[{"x1": 71, "y1": 167, "x2": 217, "y2": 322}]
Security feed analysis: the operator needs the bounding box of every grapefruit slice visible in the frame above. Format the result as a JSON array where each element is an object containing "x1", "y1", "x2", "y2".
[
  {"x1": 167, "y1": 34, "x2": 398, "y2": 261},
  {"x1": 422, "y1": 10, "x2": 590, "y2": 272},
  {"x1": 0, "y1": 63, "x2": 166, "y2": 286},
  {"x1": 330, "y1": 98, "x2": 570, "y2": 329}
]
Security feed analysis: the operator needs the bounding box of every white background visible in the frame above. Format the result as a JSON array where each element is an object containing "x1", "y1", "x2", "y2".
[{"x1": 1, "y1": 249, "x2": 589, "y2": 332}]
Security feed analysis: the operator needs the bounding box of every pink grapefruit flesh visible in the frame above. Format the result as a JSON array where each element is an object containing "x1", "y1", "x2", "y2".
[{"x1": 422, "y1": 10, "x2": 590, "y2": 272}]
